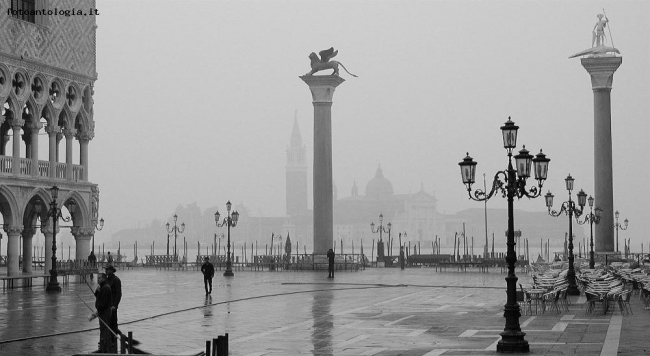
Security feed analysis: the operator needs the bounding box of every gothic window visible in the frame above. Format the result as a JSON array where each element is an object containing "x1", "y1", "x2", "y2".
[{"x1": 11, "y1": 0, "x2": 36, "y2": 23}]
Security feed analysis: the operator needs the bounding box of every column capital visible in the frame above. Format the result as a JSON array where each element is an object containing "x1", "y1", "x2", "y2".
[
  {"x1": 22, "y1": 227, "x2": 37, "y2": 237},
  {"x1": 71, "y1": 226, "x2": 95, "y2": 238},
  {"x1": 300, "y1": 75, "x2": 345, "y2": 103},
  {"x1": 8, "y1": 118, "x2": 25, "y2": 128},
  {"x1": 26, "y1": 121, "x2": 44, "y2": 131},
  {"x1": 76, "y1": 130, "x2": 94, "y2": 142},
  {"x1": 63, "y1": 128, "x2": 77, "y2": 138},
  {"x1": 45, "y1": 124, "x2": 61, "y2": 135},
  {"x1": 4, "y1": 225, "x2": 24, "y2": 235},
  {"x1": 581, "y1": 57, "x2": 622, "y2": 90}
]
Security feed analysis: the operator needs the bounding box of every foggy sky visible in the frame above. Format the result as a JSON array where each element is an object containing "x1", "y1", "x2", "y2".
[{"x1": 91, "y1": 1, "x2": 649, "y2": 249}]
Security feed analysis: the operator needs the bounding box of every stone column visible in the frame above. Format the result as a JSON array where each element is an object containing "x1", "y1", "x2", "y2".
[
  {"x1": 72, "y1": 227, "x2": 94, "y2": 261},
  {"x1": 42, "y1": 224, "x2": 55, "y2": 274},
  {"x1": 5, "y1": 225, "x2": 24, "y2": 276},
  {"x1": 581, "y1": 56, "x2": 622, "y2": 253},
  {"x1": 77, "y1": 132, "x2": 91, "y2": 181},
  {"x1": 30, "y1": 122, "x2": 43, "y2": 176},
  {"x1": 63, "y1": 128, "x2": 76, "y2": 180},
  {"x1": 46, "y1": 125, "x2": 59, "y2": 178},
  {"x1": 10, "y1": 119, "x2": 24, "y2": 175},
  {"x1": 300, "y1": 75, "x2": 345, "y2": 255},
  {"x1": 22, "y1": 228, "x2": 35, "y2": 273}
]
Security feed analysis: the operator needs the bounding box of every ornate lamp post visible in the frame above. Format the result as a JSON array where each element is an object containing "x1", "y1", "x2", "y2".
[
  {"x1": 458, "y1": 117, "x2": 550, "y2": 353},
  {"x1": 370, "y1": 213, "x2": 391, "y2": 263},
  {"x1": 165, "y1": 214, "x2": 185, "y2": 263},
  {"x1": 614, "y1": 210, "x2": 628, "y2": 253},
  {"x1": 575, "y1": 195, "x2": 602, "y2": 269},
  {"x1": 215, "y1": 201, "x2": 239, "y2": 277},
  {"x1": 544, "y1": 175, "x2": 587, "y2": 296},
  {"x1": 36, "y1": 186, "x2": 77, "y2": 292}
]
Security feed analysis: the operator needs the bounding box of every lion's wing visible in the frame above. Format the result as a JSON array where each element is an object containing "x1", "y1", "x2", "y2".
[{"x1": 319, "y1": 47, "x2": 338, "y2": 62}]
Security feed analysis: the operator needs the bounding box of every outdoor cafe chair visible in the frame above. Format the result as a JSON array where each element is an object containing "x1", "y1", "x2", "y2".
[
  {"x1": 618, "y1": 290, "x2": 633, "y2": 315},
  {"x1": 516, "y1": 290, "x2": 532, "y2": 316},
  {"x1": 543, "y1": 290, "x2": 561, "y2": 314},
  {"x1": 585, "y1": 292, "x2": 606, "y2": 315}
]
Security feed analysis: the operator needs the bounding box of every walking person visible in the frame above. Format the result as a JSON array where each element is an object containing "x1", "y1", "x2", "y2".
[
  {"x1": 89, "y1": 272, "x2": 113, "y2": 353},
  {"x1": 201, "y1": 257, "x2": 215, "y2": 295},
  {"x1": 105, "y1": 265, "x2": 122, "y2": 352},
  {"x1": 327, "y1": 248, "x2": 335, "y2": 278}
]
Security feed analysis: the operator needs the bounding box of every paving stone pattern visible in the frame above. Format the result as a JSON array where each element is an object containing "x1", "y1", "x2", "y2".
[{"x1": 0, "y1": 267, "x2": 648, "y2": 355}]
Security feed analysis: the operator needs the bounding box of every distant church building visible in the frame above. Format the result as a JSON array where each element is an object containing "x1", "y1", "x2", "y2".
[{"x1": 1, "y1": 1, "x2": 101, "y2": 277}]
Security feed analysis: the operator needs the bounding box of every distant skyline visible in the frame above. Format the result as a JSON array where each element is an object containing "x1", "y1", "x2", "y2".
[{"x1": 88, "y1": 1, "x2": 648, "y2": 251}]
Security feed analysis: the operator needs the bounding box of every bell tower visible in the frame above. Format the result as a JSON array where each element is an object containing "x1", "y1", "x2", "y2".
[{"x1": 286, "y1": 112, "x2": 308, "y2": 216}]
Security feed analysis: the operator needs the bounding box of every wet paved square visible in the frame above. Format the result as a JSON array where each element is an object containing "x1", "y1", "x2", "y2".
[{"x1": 0, "y1": 267, "x2": 647, "y2": 355}]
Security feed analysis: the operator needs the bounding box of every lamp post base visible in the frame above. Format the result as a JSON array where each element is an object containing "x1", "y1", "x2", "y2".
[
  {"x1": 46, "y1": 280, "x2": 61, "y2": 292},
  {"x1": 223, "y1": 270, "x2": 234, "y2": 277},
  {"x1": 497, "y1": 331, "x2": 529, "y2": 353}
]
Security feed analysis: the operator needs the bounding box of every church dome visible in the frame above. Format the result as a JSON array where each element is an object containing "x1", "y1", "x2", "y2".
[{"x1": 365, "y1": 165, "x2": 393, "y2": 199}]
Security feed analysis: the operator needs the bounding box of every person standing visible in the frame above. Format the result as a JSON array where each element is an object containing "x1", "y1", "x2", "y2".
[
  {"x1": 201, "y1": 257, "x2": 215, "y2": 295},
  {"x1": 327, "y1": 248, "x2": 335, "y2": 278},
  {"x1": 105, "y1": 265, "x2": 122, "y2": 351},
  {"x1": 89, "y1": 273, "x2": 113, "y2": 353},
  {"x1": 107, "y1": 251, "x2": 114, "y2": 267}
]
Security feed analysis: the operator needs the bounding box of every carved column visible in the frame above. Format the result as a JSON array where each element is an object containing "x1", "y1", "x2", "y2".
[
  {"x1": 10, "y1": 118, "x2": 25, "y2": 175},
  {"x1": 72, "y1": 227, "x2": 94, "y2": 261},
  {"x1": 581, "y1": 57, "x2": 622, "y2": 253},
  {"x1": 77, "y1": 131, "x2": 92, "y2": 181},
  {"x1": 29, "y1": 122, "x2": 43, "y2": 176},
  {"x1": 63, "y1": 128, "x2": 76, "y2": 180},
  {"x1": 22, "y1": 228, "x2": 36, "y2": 273},
  {"x1": 46, "y1": 125, "x2": 59, "y2": 178},
  {"x1": 300, "y1": 75, "x2": 345, "y2": 255},
  {"x1": 5, "y1": 225, "x2": 24, "y2": 276}
]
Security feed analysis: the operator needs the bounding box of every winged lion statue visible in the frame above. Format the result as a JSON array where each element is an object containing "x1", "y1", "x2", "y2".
[{"x1": 305, "y1": 47, "x2": 357, "y2": 77}]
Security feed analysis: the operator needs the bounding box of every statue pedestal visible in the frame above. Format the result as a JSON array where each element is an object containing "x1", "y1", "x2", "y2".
[
  {"x1": 581, "y1": 56, "x2": 622, "y2": 253},
  {"x1": 377, "y1": 262, "x2": 385, "y2": 268}
]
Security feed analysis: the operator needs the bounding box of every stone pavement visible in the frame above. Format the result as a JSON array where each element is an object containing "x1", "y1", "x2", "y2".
[{"x1": 0, "y1": 267, "x2": 648, "y2": 355}]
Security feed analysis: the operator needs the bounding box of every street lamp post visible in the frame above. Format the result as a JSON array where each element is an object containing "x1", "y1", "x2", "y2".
[
  {"x1": 575, "y1": 196, "x2": 602, "y2": 269},
  {"x1": 36, "y1": 186, "x2": 77, "y2": 292},
  {"x1": 458, "y1": 117, "x2": 550, "y2": 353},
  {"x1": 614, "y1": 211, "x2": 628, "y2": 253},
  {"x1": 370, "y1": 213, "x2": 391, "y2": 264},
  {"x1": 544, "y1": 175, "x2": 587, "y2": 296},
  {"x1": 89, "y1": 218, "x2": 105, "y2": 262},
  {"x1": 215, "y1": 201, "x2": 239, "y2": 277},
  {"x1": 166, "y1": 214, "x2": 185, "y2": 263},
  {"x1": 399, "y1": 232, "x2": 407, "y2": 270}
]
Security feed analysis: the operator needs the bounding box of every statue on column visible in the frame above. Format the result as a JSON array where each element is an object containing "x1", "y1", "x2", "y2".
[
  {"x1": 570, "y1": 13, "x2": 620, "y2": 58},
  {"x1": 592, "y1": 14, "x2": 608, "y2": 47},
  {"x1": 91, "y1": 186, "x2": 100, "y2": 224},
  {"x1": 305, "y1": 47, "x2": 358, "y2": 77}
]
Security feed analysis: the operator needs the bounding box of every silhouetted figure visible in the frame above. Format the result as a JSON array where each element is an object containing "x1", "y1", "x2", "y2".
[
  {"x1": 89, "y1": 273, "x2": 113, "y2": 353},
  {"x1": 201, "y1": 257, "x2": 215, "y2": 295},
  {"x1": 327, "y1": 249, "x2": 335, "y2": 278},
  {"x1": 105, "y1": 265, "x2": 122, "y2": 352}
]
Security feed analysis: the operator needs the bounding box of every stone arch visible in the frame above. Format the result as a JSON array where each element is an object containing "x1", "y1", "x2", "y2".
[
  {"x1": 81, "y1": 84, "x2": 92, "y2": 115},
  {"x1": 43, "y1": 100, "x2": 61, "y2": 126},
  {"x1": 60, "y1": 189, "x2": 90, "y2": 227},
  {"x1": 23, "y1": 187, "x2": 53, "y2": 229},
  {"x1": 58, "y1": 107, "x2": 72, "y2": 129},
  {"x1": 3, "y1": 95, "x2": 20, "y2": 121},
  {"x1": 74, "y1": 110, "x2": 89, "y2": 135},
  {"x1": 0, "y1": 184, "x2": 21, "y2": 226}
]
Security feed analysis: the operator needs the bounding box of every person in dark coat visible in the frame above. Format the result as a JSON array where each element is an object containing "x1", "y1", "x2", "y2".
[
  {"x1": 105, "y1": 264, "x2": 122, "y2": 351},
  {"x1": 201, "y1": 257, "x2": 215, "y2": 295},
  {"x1": 89, "y1": 273, "x2": 113, "y2": 353},
  {"x1": 327, "y1": 249, "x2": 335, "y2": 278}
]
